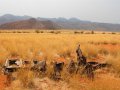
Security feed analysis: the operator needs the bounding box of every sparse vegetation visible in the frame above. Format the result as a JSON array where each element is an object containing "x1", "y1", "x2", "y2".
[
  {"x1": 111, "y1": 32, "x2": 116, "y2": 34},
  {"x1": 35, "y1": 30, "x2": 40, "y2": 33},
  {"x1": 91, "y1": 30, "x2": 95, "y2": 34},
  {"x1": 102, "y1": 32, "x2": 105, "y2": 34},
  {"x1": 74, "y1": 31, "x2": 80, "y2": 34}
]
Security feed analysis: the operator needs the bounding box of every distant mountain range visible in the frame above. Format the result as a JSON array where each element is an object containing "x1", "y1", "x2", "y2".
[
  {"x1": 0, "y1": 18, "x2": 60, "y2": 30},
  {"x1": 0, "y1": 14, "x2": 120, "y2": 31},
  {"x1": 0, "y1": 14, "x2": 32, "y2": 25}
]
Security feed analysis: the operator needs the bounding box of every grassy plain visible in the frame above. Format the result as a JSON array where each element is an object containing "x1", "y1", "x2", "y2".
[{"x1": 0, "y1": 30, "x2": 120, "y2": 90}]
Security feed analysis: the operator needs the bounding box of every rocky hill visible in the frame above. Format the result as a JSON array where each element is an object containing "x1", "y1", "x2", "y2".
[{"x1": 0, "y1": 18, "x2": 60, "y2": 30}]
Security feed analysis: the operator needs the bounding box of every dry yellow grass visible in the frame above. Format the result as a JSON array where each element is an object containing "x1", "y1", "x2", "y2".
[
  {"x1": 0, "y1": 30, "x2": 120, "y2": 90},
  {"x1": 0, "y1": 30, "x2": 120, "y2": 60}
]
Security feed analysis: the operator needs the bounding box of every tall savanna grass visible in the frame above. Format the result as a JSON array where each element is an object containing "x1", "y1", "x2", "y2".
[{"x1": 0, "y1": 30, "x2": 120, "y2": 90}]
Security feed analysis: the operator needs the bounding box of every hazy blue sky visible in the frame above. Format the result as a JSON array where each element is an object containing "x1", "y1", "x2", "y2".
[{"x1": 0, "y1": 0, "x2": 120, "y2": 23}]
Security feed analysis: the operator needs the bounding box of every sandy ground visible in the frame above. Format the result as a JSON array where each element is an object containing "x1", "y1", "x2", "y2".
[{"x1": 0, "y1": 74, "x2": 7, "y2": 90}]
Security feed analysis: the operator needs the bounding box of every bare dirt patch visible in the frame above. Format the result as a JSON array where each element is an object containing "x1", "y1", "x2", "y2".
[{"x1": 0, "y1": 74, "x2": 7, "y2": 90}]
